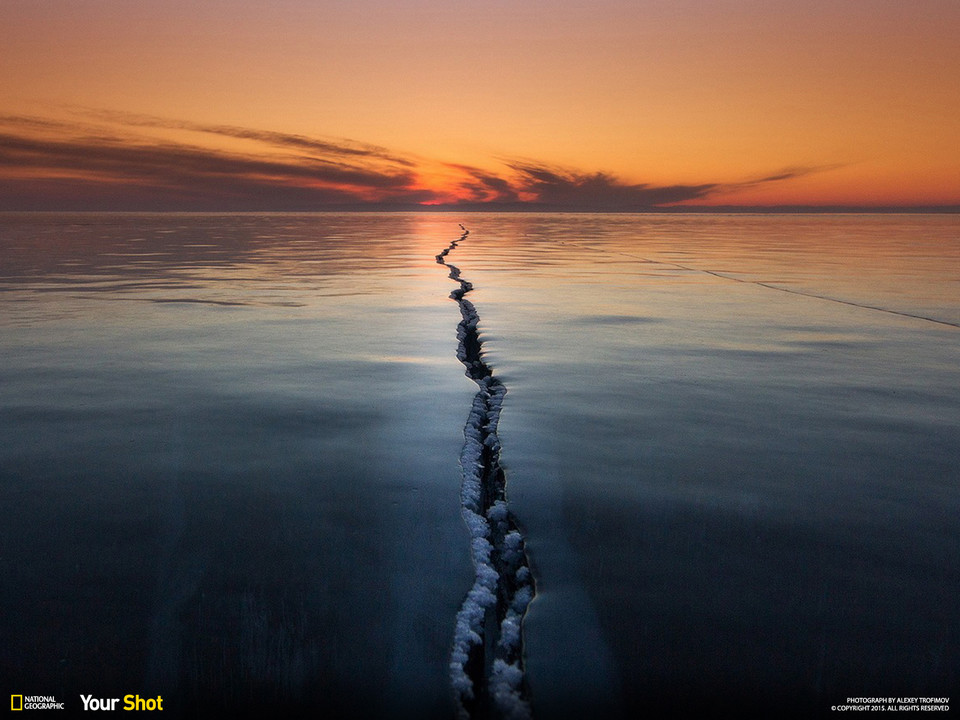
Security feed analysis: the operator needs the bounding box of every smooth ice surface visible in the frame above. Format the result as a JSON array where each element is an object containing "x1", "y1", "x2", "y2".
[
  {"x1": 2, "y1": 212, "x2": 958, "y2": 718},
  {"x1": 0, "y1": 213, "x2": 475, "y2": 718}
]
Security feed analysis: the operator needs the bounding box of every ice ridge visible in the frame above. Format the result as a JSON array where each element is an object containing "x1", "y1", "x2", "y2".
[{"x1": 437, "y1": 225, "x2": 536, "y2": 720}]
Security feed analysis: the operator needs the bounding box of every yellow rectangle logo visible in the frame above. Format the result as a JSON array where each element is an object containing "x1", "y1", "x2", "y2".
[{"x1": 11, "y1": 694, "x2": 24, "y2": 711}]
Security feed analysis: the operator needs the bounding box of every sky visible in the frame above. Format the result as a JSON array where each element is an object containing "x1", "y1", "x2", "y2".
[{"x1": 1, "y1": 0, "x2": 959, "y2": 211}]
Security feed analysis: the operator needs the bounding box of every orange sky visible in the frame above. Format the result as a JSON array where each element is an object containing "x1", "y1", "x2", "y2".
[{"x1": 1, "y1": 0, "x2": 958, "y2": 210}]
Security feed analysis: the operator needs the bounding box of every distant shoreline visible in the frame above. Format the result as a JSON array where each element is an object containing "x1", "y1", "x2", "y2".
[{"x1": 1, "y1": 205, "x2": 958, "y2": 214}]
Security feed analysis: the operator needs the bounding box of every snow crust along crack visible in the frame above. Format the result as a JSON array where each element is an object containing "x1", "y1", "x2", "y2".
[{"x1": 437, "y1": 225, "x2": 536, "y2": 720}]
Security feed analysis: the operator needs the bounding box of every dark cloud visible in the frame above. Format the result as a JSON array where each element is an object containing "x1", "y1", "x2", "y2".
[
  {"x1": 0, "y1": 176, "x2": 364, "y2": 212},
  {"x1": 0, "y1": 111, "x2": 848, "y2": 211},
  {"x1": 0, "y1": 133, "x2": 414, "y2": 188},
  {"x1": 504, "y1": 162, "x2": 717, "y2": 210},
  {"x1": 0, "y1": 114, "x2": 432, "y2": 210},
  {"x1": 438, "y1": 161, "x2": 719, "y2": 211},
  {"x1": 445, "y1": 163, "x2": 521, "y2": 203}
]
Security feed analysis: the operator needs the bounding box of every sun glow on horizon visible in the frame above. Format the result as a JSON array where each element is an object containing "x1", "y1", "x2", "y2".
[{"x1": 1, "y1": 1, "x2": 958, "y2": 211}]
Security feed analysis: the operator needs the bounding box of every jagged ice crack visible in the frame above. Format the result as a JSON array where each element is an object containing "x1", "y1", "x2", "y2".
[{"x1": 437, "y1": 226, "x2": 536, "y2": 720}]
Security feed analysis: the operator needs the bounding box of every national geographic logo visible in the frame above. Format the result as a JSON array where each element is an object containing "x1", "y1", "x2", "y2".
[
  {"x1": 8, "y1": 694, "x2": 164, "y2": 712},
  {"x1": 11, "y1": 695, "x2": 65, "y2": 710}
]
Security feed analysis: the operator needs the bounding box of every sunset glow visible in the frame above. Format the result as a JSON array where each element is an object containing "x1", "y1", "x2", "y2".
[{"x1": 2, "y1": 0, "x2": 958, "y2": 210}]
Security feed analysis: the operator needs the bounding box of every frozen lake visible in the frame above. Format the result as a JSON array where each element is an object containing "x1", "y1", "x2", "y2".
[{"x1": 1, "y1": 212, "x2": 958, "y2": 718}]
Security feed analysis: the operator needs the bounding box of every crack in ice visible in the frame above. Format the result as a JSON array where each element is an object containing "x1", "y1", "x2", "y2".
[
  {"x1": 438, "y1": 225, "x2": 536, "y2": 720},
  {"x1": 564, "y1": 240, "x2": 960, "y2": 330}
]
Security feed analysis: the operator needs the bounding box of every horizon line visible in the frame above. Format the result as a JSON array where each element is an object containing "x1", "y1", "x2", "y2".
[{"x1": 2, "y1": 204, "x2": 958, "y2": 214}]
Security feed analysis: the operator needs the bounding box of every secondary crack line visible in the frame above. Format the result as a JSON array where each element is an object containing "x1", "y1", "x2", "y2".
[
  {"x1": 438, "y1": 225, "x2": 536, "y2": 720},
  {"x1": 564, "y1": 240, "x2": 960, "y2": 330}
]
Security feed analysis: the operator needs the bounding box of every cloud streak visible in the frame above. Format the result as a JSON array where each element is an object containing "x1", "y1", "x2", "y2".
[
  {"x1": 0, "y1": 111, "x2": 845, "y2": 211},
  {"x1": 0, "y1": 113, "x2": 436, "y2": 210},
  {"x1": 79, "y1": 108, "x2": 417, "y2": 168},
  {"x1": 0, "y1": 133, "x2": 418, "y2": 191}
]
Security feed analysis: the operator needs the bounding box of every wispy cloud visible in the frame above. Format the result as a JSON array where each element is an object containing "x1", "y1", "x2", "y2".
[
  {"x1": 78, "y1": 108, "x2": 417, "y2": 167},
  {"x1": 0, "y1": 113, "x2": 435, "y2": 210},
  {"x1": 0, "y1": 111, "x2": 846, "y2": 211},
  {"x1": 738, "y1": 164, "x2": 848, "y2": 187},
  {"x1": 0, "y1": 133, "x2": 416, "y2": 189}
]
